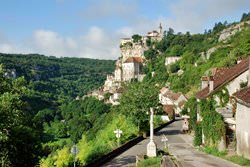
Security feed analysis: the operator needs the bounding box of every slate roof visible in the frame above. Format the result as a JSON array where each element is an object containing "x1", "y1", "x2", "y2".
[
  {"x1": 196, "y1": 56, "x2": 250, "y2": 99},
  {"x1": 124, "y1": 57, "x2": 144, "y2": 63},
  {"x1": 234, "y1": 87, "x2": 250, "y2": 106}
]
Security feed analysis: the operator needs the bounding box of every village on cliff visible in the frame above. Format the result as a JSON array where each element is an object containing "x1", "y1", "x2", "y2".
[{"x1": 79, "y1": 21, "x2": 250, "y2": 160}]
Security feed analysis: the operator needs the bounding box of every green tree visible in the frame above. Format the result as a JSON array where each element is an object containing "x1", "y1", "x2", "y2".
[
  {"x1": 118, "y1": 82, "x2": 159, "y2": 132},
  {"x1": 132, "y1": 34, "x2": 142, "y2": 43},
  {"x1": 0, "y1": 65, "x2": 41, "y2": 167}
]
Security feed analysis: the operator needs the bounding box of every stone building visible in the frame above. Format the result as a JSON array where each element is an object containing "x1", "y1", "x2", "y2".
[
  {"x1": 196, "y1": 57, "x2": 249, "y2": 100},
  {"x1": 159, "y1": 87, "x2": 188, "y2": 116},
  {"x1": 120, "y1": 23, "x2": 163, "y2": 63},
  {"x1": 146, "y1": 23, "x2": 163, "y2": 41},
  {"x1": 114, "y1": 59, "x2": 123, "y2": 82},
  {"x1": 234, "y1": 87, "x2": 250, "y2": 159},
  {"x1": 196, "y1": 56, "x2": 250, "y2": 148},
  {"x1": 122, "y1": 57, "x2": 144, "y2": 81},
  {"x1": 234, "y1": 57, "x2": 250, "y2": 159}
]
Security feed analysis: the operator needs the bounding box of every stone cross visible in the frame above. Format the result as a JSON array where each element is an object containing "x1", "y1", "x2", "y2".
[
  {"x1": 147, "y1": 107, "x2": 157, "y2": 157},
  {"x1": 114, "y1": 129, "x2": 123, "y2": 146},
  {"x1": 71, "y1": 144, "x2": 78, "y2": 167},
  {"x1": 161, "y1": 135, "x2": 168, "y2": 149}
]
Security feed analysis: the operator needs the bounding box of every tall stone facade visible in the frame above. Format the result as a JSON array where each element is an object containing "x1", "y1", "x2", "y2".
[
  {"x1": 104, "y1": 24, "x2": 163, "y2": 91},
  {"x1": 122, "y1": 57, "x2": 142, "y2": 81}
]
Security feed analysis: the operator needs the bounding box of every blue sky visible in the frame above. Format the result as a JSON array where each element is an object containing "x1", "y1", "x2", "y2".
[{"x1": 0, "y1": 0, "x2": 249, "y2": 59}]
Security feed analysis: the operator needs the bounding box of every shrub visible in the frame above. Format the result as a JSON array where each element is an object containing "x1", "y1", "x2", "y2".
[{"x1": 194, "y1": 123, "x2": 202, "y2": 146}]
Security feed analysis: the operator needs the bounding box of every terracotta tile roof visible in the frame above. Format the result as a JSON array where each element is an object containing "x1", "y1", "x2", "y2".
[
  {"x1": 234, "y1": 87, "x2": 250, "y2": 106},
  {"x1": 163, "y1": 91, "x2": 181, "y2": 101},
  {"x1": 124, "y1": 57, "x2": 144, "y2": 63},
  {"x1": 163, "y1": 105, "x2": 174, "y2": 113},
  {"x1": 196, "y1": 56, "x2": 250, "y2": 99}
]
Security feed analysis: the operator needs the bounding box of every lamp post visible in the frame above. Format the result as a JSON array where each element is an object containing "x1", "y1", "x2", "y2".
[
  {"x1": 147, "y1": 107, "x2": 157, "y2": 157},
  {"x1": 71, "y1": 144, "x2": 78, "y2": 167},
  {"x1": 114, "y1": 129, "x2": 123, "y2": 146}
]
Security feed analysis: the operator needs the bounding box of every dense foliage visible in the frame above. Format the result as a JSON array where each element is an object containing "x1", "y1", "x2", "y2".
[
  {"x1": 118, "y1": 81, "x2": 161, "y2": 132},
  {"x1": 0, "y1": 54, "x2": 115, "y2": 166},
  {"x1": 0, "y1": 53, "x2": 115, "y2": 101},
  {"x1": 0, "y1": 65, "x2": 41, "y2": 167},
  {"x1": 200, "y1": 99, "x2": 225, "y2": 146}
]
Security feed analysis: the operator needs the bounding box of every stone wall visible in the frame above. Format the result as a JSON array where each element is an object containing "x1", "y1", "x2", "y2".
[
  {"x1": 165, "y1": 57, "x2": 181, "y2": 66},
  {"x1": 236, "y1": 102, "x2": 250, "y2": 159},
  {"x1": 122, "y1": 62, "x2": 135, "y2": 81},
  {"x1": 121, "y1": 43, "x2": 145, "y2": 62}
]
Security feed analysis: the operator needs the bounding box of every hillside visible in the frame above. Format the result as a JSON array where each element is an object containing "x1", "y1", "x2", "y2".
[
  {"x1": 0, "y1": 53, "x2": 115, "y2": 100},
  {"x1": 143, "y1": 17, "x2": 250, "y2": 97}
]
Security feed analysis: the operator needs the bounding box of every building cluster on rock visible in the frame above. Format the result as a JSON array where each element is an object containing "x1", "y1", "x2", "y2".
[{"x1": 97, "y1": 24, "x2": 164, "y2": 105}]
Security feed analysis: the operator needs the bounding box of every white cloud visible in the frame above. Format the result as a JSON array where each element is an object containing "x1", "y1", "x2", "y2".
[
  {"x1": 164, "y1": 0, "x2": 250, "y2": 33},
  {"x1": 0, "y1": 27, "x2": 120, "y2": 60},
  {"x1": 0, "y1": 0, "x2": 249, "y2": 59},
  {"x1": 31, "y1": 27, "x2": 119, "y2": 59}
]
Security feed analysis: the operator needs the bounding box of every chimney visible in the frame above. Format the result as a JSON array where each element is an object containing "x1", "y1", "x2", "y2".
[
  {"x1": 209, "y1": 76, "x2": 214, "y2": 92},
  {"x1": 201, "y1": 76, "x2": 209, "y2": 89}
]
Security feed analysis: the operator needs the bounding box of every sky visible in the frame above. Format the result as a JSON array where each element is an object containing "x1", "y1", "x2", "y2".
[{"x1": 0, "y1": 0, "x2": 249, "y2": 60}]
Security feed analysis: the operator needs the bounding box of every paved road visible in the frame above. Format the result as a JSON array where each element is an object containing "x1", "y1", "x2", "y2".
[{"x1": 102, "y1": 118, "x2": 240, "y2": 167}]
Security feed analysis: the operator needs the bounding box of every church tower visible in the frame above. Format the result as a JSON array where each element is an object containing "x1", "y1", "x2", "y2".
[{"x1": 159, "y1": 23, "x2": 163, "y2": 35}]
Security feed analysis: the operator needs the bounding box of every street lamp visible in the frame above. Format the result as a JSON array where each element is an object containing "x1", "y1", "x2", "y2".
[
  {"x1": 114, "y1": 129, "x2": 123, "y2": 146},
  {"x1": 71, "y1": 144, "x2": 78, "y2": 167}
]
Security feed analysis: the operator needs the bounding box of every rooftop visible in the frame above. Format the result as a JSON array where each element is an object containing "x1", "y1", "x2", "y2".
[
  {"x1": 234, "y1": 87, "x2": 250, "y2": 106},
  {"x1": 162, "y1": 90, "x2": 182, "y2": 101},
  {"x1": 163, "y1": 105, "x2": 174, "y2": 113},
  {"x1": 124, "y1": 57, "x2": 144, "y2": 63},
  {"x1": 196, "y1": 56, "x2": 250, "y2": 99}
]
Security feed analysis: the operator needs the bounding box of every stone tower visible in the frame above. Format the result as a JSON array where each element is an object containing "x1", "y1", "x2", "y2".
[{"x1": 159, "y1": 23, "x2": 163, "y2": 35}]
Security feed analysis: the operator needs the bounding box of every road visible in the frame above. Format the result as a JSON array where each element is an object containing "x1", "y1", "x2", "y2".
[{"x1": 102, "y1": 118, "x2": 240, "y2": 167}]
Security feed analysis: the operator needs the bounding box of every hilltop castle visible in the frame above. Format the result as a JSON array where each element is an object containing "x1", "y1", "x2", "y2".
[{"x1": 103, "y1": 24, "x2": 163, "y2": 92}]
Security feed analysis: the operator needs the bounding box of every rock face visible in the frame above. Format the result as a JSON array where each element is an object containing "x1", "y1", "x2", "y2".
[
  {"x1": 218, "y1": 20, "x2": 250, "y2": 42},
  {"x1": 101, "y1": 24, "x2": 164, "y2": 104},
  {"x1": 121, "y1": 43, "x2": 145, "y2": 63},
  {"x1": 206, "y1": 47, "x2": 217, "y2": 59},
  {"x1": 165, "y1": 57, "x2": 181, "y2": 66}
]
